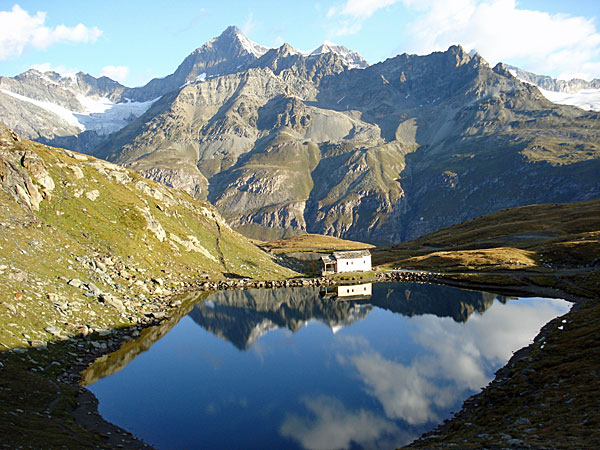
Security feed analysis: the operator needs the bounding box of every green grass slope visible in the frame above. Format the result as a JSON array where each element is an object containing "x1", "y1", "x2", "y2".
[{"x1": 0, "y1": 124, "x2": 295, "y2": 351}]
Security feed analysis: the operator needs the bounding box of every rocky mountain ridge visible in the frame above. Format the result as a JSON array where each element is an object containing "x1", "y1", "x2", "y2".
[
  {"x1": 2, "y1": 27, "x2": 600, "y2": 244},
  {"x1": 506, "y1": 65, "x2": 600, "y2": 93},
  {"x1": 0, "y1": 26, "x2": 367, "y2": 155},
  {"x1": 95, "y1": 39, "x2": 600, "y2": 243}
]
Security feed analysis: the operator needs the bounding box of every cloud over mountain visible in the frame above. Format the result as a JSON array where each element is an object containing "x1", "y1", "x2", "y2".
[{"x1": 0, "y1": 4, "x2": 102, "y2": 60}]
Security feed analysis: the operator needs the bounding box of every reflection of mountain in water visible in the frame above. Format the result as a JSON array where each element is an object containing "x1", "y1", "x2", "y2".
[
  {"x1": 82, "y1": 291, "x2": 210, "y2": 386},
  {"x1": 369, "y1": 282, "x2": 508, "y2": 322},
  {"x1": 189, "y1": 283, "x2": 508, "y2": 350},
  {"x1": 84, "y1": 283, "x2": 510, "y2": 383},
  {"x1": 188, "y1": 287, "x2": 373, "y2": 350}
]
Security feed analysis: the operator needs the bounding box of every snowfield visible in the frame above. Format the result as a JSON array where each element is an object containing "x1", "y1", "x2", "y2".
[
  {"x1": 537, "y1": 87, "x2": 600, "y2": 112},
  {"x1": 0, "y1": 88, "x2": 158, "y2": 135}
]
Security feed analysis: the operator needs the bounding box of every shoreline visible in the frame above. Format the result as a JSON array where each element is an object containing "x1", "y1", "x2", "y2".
[{"x1": 1, "y1": 270, "x2": 595, "y2": 448}]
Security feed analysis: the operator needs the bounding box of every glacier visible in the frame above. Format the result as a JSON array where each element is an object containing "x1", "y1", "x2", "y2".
[{"x1": 0, "y1": 88, "x2": 159, "y2": 135}]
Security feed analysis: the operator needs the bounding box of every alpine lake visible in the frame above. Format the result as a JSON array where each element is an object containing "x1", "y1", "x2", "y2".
[{"x1": 83, "y1": 282, "x2": 570, "y2": 449}]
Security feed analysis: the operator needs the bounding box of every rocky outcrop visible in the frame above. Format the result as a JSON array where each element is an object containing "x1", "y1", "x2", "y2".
[{"x1": 0, "y1": 125, "x2": 52, "y2": 212}]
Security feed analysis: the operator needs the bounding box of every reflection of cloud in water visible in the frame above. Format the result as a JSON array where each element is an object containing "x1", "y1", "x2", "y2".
[
  {"x1": 280, "y1": 395, "x2": 415, "y2": 450},
  {"x1": 351, "y1": 298, "x2": 570, "y2": 426},
  {"x1": 352, "y1": 353, "x2": 454, "y2": 425},
  {"x1": 411, "y1": 298, "x2": 570, "y2": 389}
]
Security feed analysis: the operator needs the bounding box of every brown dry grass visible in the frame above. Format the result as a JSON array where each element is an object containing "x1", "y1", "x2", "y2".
[
  {"x1": 372, "y1": 199, "x2": 600, "y2": 294},
  {"x1": 261, "y1": 233, "x2": 374, "y2": 254}
]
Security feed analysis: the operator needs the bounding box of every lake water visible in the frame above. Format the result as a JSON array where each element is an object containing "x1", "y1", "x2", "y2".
[{"x1": 86, "y1": 282, "x2": 570, "y2": 449}]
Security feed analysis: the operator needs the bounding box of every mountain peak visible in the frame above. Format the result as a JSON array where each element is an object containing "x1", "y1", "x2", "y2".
[
  {"x1": 310, "y1": 41, "x2": 368, "y2": 69},
  {"x1": 215, "y1": 25, "x2": 269, "y2": 58},
  {"x1": 276, "y1": 42, "x2": 298, "y2": 57}
]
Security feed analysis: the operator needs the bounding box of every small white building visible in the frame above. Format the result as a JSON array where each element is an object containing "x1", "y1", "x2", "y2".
[{"x1": 320, "y1": 250, "x2": 372, "y2": 275}]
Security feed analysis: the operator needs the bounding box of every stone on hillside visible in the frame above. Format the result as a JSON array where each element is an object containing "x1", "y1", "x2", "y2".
[
  {"x1": 64, "y1": 150, "x2": 88, "y2": 161},
  {"x1": 86, "y1": 160, "x2": 120, "y2": 177},
  {"x1": 136, "y1": 206, "x2": 166, "y2": 242},
  {"x1": 1, "y1": 302, "x2": 17, "y2": 314},
  {"x1": 21, "y1": 150, "x2": 55, "y2": 195},
  {"x1": 135, "y1": 180, "x2": 167, "y2": 202},
  {"x1": 8, "y1": 270, "x2": 27, "y2": 282},
  {"x1": 68, "y1": 278, "x2": 83, "y2": 288},
  {"x1": 45, "y1": 326, "x2": 63, "y2": 337},
  {"x1": 16, "y1": 181, "x2": 42, "y2": 211},
  {"x1": 109, "y1": 170, "x2": 131, "y2": 184},
  {"x1": 119, "y1": 269, "x2": 131, "y2": 279},
  {"x1": 85, "y1": 189, "x2": 100, "y2": 201},
  {"x1": 86, "y1": 282, "x2": 102, "y2": 296},
  {"x1": 169, "y1": 233, "x2": 217, "y2": 261},
  {"x1": 99, "y1": 293, "x2": 125, "y2": 313},
  {"x1": 134, "y1": 279, "x2": 150, "y2": 293},
  {"x1": 29, "y1": 340, "x2": 46, "y2": 348},
  {"x1": 70, "y1": 166, "x2": 84, "y2": 179},
  {"x1": 95, "y1": 260, "x2": 107, "y2": 273}
]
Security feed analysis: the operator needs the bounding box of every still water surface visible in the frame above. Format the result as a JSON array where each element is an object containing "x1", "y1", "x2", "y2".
[{"x1": 87, "y1": 282, "x2": 570, "y2": 449}]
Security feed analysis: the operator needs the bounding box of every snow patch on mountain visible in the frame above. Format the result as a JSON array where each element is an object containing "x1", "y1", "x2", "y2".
[
  {"x1": 509, "y1": 69, "x2": 600, "y2": 111},
  {"x1": 232, "y1": 28, "x2": 269, "y2": 58},
  {"x1": 507, "y1": 66, "x2": 600, "y2": 111},
  {"x1": 0, "y1": 88, "x2": 83, "y2": 130},
  {"x1": 0, "y1": 87, "x2": 158, "y2": 134},
  {"x1": 538, "y1": 87, "x2": 600, "y2": 112}
]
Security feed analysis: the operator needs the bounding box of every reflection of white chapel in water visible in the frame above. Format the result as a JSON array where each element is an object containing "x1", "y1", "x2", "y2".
[
  {"x1": 320, "y1": 283, "x2": 373, "y2": 301},
  {"x1": 320, "y1": 250, "x2": 372, "y2": 275}
]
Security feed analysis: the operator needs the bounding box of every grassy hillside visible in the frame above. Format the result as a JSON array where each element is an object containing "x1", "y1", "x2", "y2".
[
  {"x1": 372, "y1": 198, "x2": 600, "y2": 298},
  {"x1": 0, "y1": 124, "x2": 295, "y2": 351}
]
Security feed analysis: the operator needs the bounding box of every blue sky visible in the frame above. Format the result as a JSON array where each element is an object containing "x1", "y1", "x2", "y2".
[{"x1": 1, "y1": 0, "x2": 599, "y2": 87}]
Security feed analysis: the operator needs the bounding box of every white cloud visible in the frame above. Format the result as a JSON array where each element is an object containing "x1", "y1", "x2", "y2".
[
  {"x1": 330, "y1": 20, "x2": 364, "y2": 37},
  {"x1": 400, "y1": 0, "x2": 600, "y2": 80},
  {"x1": 99, "y1": 65, "x2": 130, "y2": 84},
  {"x1": 340, "y1": 0, "x2": 401, "y2": 18},
  {"x1": 327, "y1": 0, "x2": 600, "y2": 79},
  {"x1": 352, "y1": 352, "x2": 455, "y2": 425},
  {"x1": 326, "y1": 0, "x2": 401, "y2": 36},
  {"x1": 280, "y1": 395, "x2": 414, "y2": 449},
  {"x1": 0, "y1": 4, "x2": 102, "y2": 60}
]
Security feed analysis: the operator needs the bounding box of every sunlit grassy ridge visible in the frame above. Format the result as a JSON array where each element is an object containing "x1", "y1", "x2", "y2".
[
  {"x1": 0, "y1": 124, "x2": 295, "y2": 350},
  {"x1": 261, "y1": 232, "x2": 374, "y2": 254},
  {"x1": 374, "y1": 200, "x2": 600, "y2": 280}
]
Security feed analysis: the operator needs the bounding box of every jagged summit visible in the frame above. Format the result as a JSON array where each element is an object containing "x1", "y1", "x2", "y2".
[
  {"x1": 205, "y1": 25, "x2": 270, "y2": 58},
  {"x1": 310, "y1": 40, "x2": 368, "y2": 69}
]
